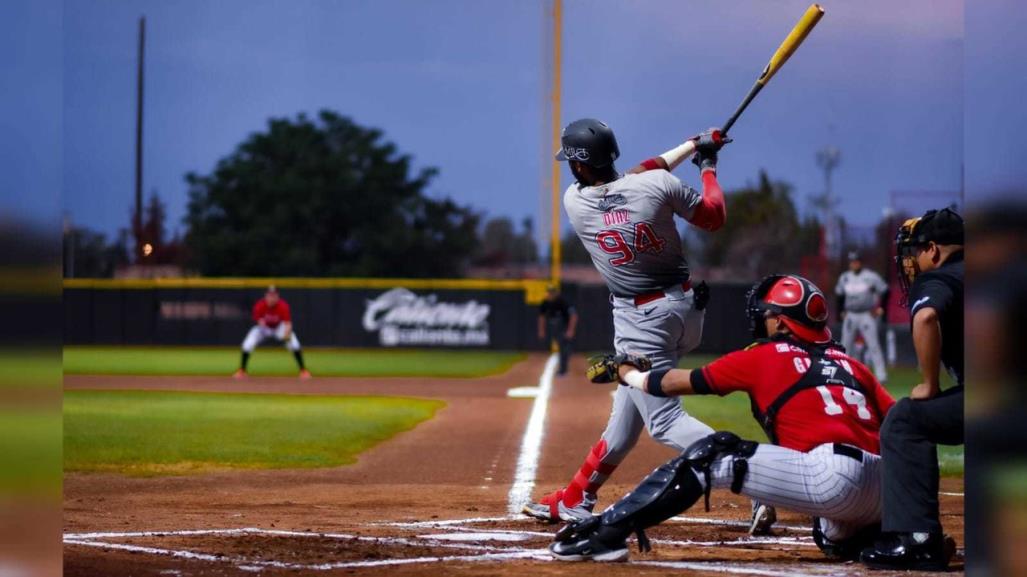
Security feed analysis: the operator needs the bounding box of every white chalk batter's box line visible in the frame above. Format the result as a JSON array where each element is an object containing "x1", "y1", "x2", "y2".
[{"x1": 64, "y1": 515, "x2": 834, "y2": 576}]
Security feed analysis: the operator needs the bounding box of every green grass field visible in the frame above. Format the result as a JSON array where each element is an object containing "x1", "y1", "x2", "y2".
[
  {"x1": 64, "y1": 390, "x2": 444, "y2": 476},
  {"x1": 63, "y1": 347, "x2": 525, "y2": 378},
  {"x1": 0, "y1": 410, "x2": 62, "y2": 497},
  {"x1": 678, "y1": 355, "x2": 963, "y2": 476},
  {"x1": 62, "y1": 349, "x2": 962, "y2": 478}
]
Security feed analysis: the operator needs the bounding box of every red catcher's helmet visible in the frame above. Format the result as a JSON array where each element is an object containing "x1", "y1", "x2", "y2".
[{"x1": 745, "y1": 274, "x2": 831, "y2": 344}]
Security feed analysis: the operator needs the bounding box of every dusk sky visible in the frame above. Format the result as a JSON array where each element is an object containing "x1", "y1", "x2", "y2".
[{"x1": 6, "y1": 1, "x2": 1025, "y2": 242}]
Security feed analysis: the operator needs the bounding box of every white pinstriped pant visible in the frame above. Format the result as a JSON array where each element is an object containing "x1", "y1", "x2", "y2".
[{"x1": 704, "y1": 443, "x2": 882, "y2": 541}]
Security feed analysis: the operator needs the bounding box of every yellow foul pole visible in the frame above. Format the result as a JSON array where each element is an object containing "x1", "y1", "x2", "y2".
[{"x1": 549, "y1": 0, "x2": 562, "y2": 286}]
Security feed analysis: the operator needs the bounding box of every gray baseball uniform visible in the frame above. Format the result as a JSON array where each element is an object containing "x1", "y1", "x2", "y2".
[
  {"x1": 835, "y1": 269, "x2": 888, "y2": 382},
  {"x1": 563, "y1": 169, "x2": 714, "y2": 489}
]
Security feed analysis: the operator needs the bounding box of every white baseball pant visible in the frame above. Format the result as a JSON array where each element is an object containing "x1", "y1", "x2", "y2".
[{"x1": 242, "y1": 324, "x2": 301, "y2": 353}]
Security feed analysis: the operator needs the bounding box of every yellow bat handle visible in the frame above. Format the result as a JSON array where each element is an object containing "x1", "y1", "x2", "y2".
[{"x1": 757, "y1": 4, "x2": 824, "y2": 86}]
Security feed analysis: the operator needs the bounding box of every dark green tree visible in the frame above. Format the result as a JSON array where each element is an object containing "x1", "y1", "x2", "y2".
[
  {"x1": 184, "y1": 110, "x2": 480, "y2": 277},
  {"x1": 699, "y1": 170, "x2": 821, "y2": 280},
  {"x1": 63, "y1": 226, "x2": 130, "y2": 278},
  {"x1": 474, "y1": 216, "x2": 538, "y2": 266},
  {"x1": 559, "y1": 228, "x2": 593, "y2": 265}
]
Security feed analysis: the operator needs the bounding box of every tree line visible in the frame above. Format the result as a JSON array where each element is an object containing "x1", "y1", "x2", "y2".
[{"x1": 64, "y1": 109, "x2": 885, "y2": 281}]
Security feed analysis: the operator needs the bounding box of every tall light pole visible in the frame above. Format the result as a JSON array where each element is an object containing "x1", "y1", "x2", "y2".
[
  {"x1": 134, "y1": 16, "x2": 146, "y2": 263},
  {"x1": 815, "y1": 145, "x2": 841, "y2": 260},
  {"x1": 549, "y1": 0, "x2": 562, "y2": 286}
]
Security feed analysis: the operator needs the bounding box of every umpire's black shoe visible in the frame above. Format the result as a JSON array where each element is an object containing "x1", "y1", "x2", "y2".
[{"x1": 860, "y1": 532, "x2": 953, "y2": 572}]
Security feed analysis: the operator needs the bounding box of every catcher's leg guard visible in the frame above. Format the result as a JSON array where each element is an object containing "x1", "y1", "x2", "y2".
[{"x1": 590, "y1": 431, "x2": 758, "y2": 550}]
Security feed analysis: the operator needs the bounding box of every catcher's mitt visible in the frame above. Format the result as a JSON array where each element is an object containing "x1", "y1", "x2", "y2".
[{"x1": 586, "y1": 352, "x2": 653, "y2": 384}]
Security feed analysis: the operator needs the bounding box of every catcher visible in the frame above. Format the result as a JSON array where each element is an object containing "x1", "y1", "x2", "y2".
[{"x1": 550, "y1": 274, "x2": 897, "y2": 563}]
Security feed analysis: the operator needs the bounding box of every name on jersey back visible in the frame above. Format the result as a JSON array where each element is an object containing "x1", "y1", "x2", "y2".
[{"x1": 603, "y1": 210, "x2": 631, "y2": 226}]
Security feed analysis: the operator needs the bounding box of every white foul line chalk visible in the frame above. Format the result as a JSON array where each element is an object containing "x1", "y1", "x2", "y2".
[{"x1": 507, "y1": 353, "x2": 558, "y2": 515}]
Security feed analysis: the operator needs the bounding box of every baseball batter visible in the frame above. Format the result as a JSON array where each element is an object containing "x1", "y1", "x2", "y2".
[
  {"x1": 835, "y1": 251, "x2": 889, "y2": 382},
  {"x1": 522, "y1": 118, "x2": 774, "y2": 527},
  {"x1": 549, "y1": 275, "x2": 896, "y2": 563},
  {"x1": 234, "y1": 285, "x2": 311, "y2": 379}
]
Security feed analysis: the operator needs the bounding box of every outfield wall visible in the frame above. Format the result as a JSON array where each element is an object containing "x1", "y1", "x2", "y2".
[
  {"x1": 64, "y1": 279, "x2": 913, "y2": 358},
  {"x1": 65, "y1": 280, "x2": 761, "y2": 353}
]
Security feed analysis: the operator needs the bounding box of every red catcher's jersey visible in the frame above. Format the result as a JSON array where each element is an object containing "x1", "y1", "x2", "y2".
[
  {"x1": 692, "y1": 341, "x2": 895, "y2": 454},
  {"x1": 252, "y1": 298, "x2": 291, "y2": 328}
]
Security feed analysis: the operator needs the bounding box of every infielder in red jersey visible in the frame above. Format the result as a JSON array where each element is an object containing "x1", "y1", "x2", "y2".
[
  {"x1": 234, "y1": 286, "x2": 311, "y2": 379},
  {"x1": 549, "y1": 275, "x2": 896, "y2": 563}
]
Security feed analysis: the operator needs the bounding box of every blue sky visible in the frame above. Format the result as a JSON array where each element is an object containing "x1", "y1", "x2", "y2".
[{"x1": 7, "y1": 1, "x2": 1024, "y2": 242}]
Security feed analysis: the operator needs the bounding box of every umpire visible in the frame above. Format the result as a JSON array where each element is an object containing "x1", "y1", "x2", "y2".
[
  {"x1": 538, "y1": 284, "x2": 578, "y2": 376},
  {"x1": 861, "y1": 208, "x2": 964, "y2": 571}
]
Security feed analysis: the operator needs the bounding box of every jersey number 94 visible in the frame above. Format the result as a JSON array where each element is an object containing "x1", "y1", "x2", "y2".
[{"x1": 595, "y1": 222, "x2": 666, "y2": 266}]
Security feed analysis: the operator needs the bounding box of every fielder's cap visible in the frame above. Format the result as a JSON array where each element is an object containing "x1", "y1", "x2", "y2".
[
  {"x1": 847, "y1": 250, "x2": 861, "y2": 261},
  {"x1": 266, "y1": 285, "x2": 278, "y2": 294}
]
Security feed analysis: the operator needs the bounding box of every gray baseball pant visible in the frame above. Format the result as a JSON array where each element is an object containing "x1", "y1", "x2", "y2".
[
  {"x1": 585, "y1": 284, "x2": 715, "y2": 491},
  {"x1": 841, "y1": 311, "x2": 887, "y2": 382}
]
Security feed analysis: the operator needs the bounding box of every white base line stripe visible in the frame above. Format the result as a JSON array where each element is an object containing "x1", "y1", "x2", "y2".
[
  {"x1": 636, "y1": 560, "x2": 821, "y2": 577},
  {"x1": 669, "y1": 516, "x2": 811, "y2": 533},
  {"x1": 65, "y1": 539, "x2": 549, "y2": 570},
  {"x1": 379, "y1": 516, "x2": 513, "y2": 528},
  {"x1": 63, "y1": 521, "x2": 843, "y2": 574},
  {"x1": 507, "y1": 353, "x2": 558, "y2": 514},
  {"x1": 652, "y1": 537, "x2": 816, "y2": 548},
  {"x1": 64, "y1": 527, "x2": 524, "y2": 553}
]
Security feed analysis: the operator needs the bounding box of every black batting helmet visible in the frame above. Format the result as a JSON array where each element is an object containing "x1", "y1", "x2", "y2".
[
  {"x1": 555, "y1": 118, "x2": 620, "y2": 168},
  {"x1": 745, "y1": 274, "x2": 831, "y2": 343}
]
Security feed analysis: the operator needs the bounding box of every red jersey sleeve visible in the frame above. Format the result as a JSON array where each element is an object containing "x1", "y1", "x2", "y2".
[
  {"x1": 691, "y1": 347, "x2": 762, "y2": 396},
  {"x1": 686, "y1": 170, "x2": 726, "y2": 232},
  {"x1": 278, "y1": 300, "x2": 291, "y2": 322},
  {"x1": 252, "y1": 300, "x2": 266, "y2": 323},
  {"x1": 854, "y1": 361, "x2": 896, "y2": 420}
]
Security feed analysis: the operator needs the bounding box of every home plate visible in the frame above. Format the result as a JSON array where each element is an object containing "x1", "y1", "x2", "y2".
[
  {"x1": 506, "y1": 387, "x2": 540, "y2": 398},
  {"x1": 419, "y1": 532, "x2": 534, "y2": 542}
]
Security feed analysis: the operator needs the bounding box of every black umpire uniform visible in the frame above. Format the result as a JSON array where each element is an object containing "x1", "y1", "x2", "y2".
[
  {"x1": 538, "y1": 286, "x2": 577, "y2": 376},
  {"x1": 862, "y1": 208, "x2": 964, "y2": 572}
]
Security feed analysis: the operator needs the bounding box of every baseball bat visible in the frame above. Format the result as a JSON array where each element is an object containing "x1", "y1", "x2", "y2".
[{"x1": 721, "y1": 3, "x2": 825, "y2": 134}]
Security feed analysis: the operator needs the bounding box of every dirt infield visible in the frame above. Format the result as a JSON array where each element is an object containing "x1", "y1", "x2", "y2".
[{"x1": 64, "y1": 353, "x2": 964, "y2": 576}]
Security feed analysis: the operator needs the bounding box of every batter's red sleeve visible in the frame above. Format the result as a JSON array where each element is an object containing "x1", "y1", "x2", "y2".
[
  {"x1": 687, "y1": 170, "x2": 726, "y2": 231},
  {"x1": 639, "y1": 158, "x2": 664, "y2": 171}
]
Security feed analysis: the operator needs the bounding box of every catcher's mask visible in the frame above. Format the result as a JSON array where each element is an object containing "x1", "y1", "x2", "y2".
[
  {"x1": 555, "y1": 118, "x2": 620, "y2": 169},
  {"x1": 745, "y1": 274, "x2": 831, "y2": 343},
  {"x1": 894, "y1": 207, "x2": 964, "y2": 300}
]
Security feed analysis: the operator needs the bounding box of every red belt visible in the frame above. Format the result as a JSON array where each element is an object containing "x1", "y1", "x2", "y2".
[{"x1": 633, "y1": 280, "x2": 692, "y2": 307}]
